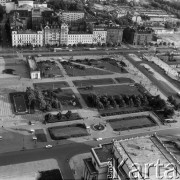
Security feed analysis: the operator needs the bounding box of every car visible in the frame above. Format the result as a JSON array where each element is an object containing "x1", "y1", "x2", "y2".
[
  {"x1": 96, "y1": 138, "x2": 103, "y2": 141},
  {"x1": 32, "y1": 136, "x2": 37, "y2": 140},
  {"x1": 30, "y1": 129, "x2": 35, "y2": 133},
  {"x1": 45, "y1": 145, "x2": 53, "y2": 148},
  {"x1": 0, "y1": 136, "x2": 2, "y2": 140},
  {"x1": 69, "y1": 49, "x2": 73, "y2": 51}
]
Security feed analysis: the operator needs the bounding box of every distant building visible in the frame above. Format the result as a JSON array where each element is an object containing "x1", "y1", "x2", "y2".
[
  {"x1": 12, "y1": 29, "x2": 43, "y2": 47},
  {"x1": 18, "y1": 0, "x2": 33, "y2": 7},
  {"x1": 92, "y1": 26, "x2": 107, "y2": 44},
  {"x1": 106, "y1": 27, "x2": 124, "y2": 45},
  {"x1": 27, "y1": 56, "x2": 40, "y2": 79},
  {"x1": 59, "y1": 11, "x2": 85, "y2": 24},
  {"x1": 68, "y1": 32, "x2": 93, "y2": 45},
  {"x1": 5, "y1": 2, "x2": 15, "y2": 13},
  {"x1": 43, "y1": 22, "x2": 61, "y2": 46},
  {"x1": 60, "y1": 23, "x2": 68, "y2": 45},
  {"x1": 33, "y1": 1, "x2": 47, "y2": 8},
  {"x1": 0, "y1": 0, "x2": 10, "y2": 7},
  {"x1": 32, "y1": 8, "x2": 42, "y2": 29},
  {"x1": 123, "y1": 26, "x2": 153, "y2": 45}
]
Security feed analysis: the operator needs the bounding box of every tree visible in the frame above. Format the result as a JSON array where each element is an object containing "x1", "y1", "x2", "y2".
[
  {"x1": 56, "y1": 112, "x2": 62, "y2": 120},
  {"x1": 45, "y1": 113, "x2": 53, "y2": 122},
  {"x1": 97, "y1": 101, "x2": 104, "y2": 109},
  {"x1": 129, "y1": 98, "x2": 134, "y2": 107},
  {"x1": 0, "y1": 5, "x2": 4, "y2": 22},
  {"x1": 46, "y1": 103, "x2": 52, "y2": 111},
  {"x1": 164, "y1": 107, "x2": 174, "y2": 117},
  {"x1": 52, "y1": 99, "x2": 59, "y2": 109},
  {"x1": 136, "y1": 97, "x2": 141, "y2": 107},
  {"x1": 66, "y1": 110, "x2": 72, "y2": 119}
]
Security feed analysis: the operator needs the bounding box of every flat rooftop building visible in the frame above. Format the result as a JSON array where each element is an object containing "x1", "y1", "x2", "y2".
[
  {"x1": 27, "y1": 57, "x2": 40, "y2": 79},
  {"x1": 84, "y1": 135, "x2": 180, "y2": 180}
]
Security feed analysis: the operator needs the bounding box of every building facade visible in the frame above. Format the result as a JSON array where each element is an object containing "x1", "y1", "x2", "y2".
[
  {"x1": 67, "y1": 33, "x2": 93, "y2": 45},
  {"x1": 32, "y1": 8, "x2": 43, "y2": 30},
  {"x1": 92, "y1": 27, "x2": 107, "y2": 44},
  {"x1": 12, "y1": 30, "x2": 43, "y2": 47},
  {"x1": 18, "y1": 0, "x2": 33, "y2": 7},
  {"x1": 59, "y1": 11, "x2": 84, "y2": 24},
  {"x1": 106, "y1": 27, "x2": 124, "y2": 44},
  {"x1": 83, "y1": 135, "x2": 180, "y2": 180},
  {"x1": 43, "y1": 23, "x2": 61, "y2": 46},
  {"x1": 123, "y1": 27, "x2": 153, "y2": 45},
  {"x1": 60, "y1": 23, "x2": 68, "y2": 45}
]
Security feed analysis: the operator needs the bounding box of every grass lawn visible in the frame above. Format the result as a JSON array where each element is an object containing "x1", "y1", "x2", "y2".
[
  {"x1": 35, "y1": 129, "x2": 47, "y2": 142},
  {"x1": 95, "y1": 61, "x2": 128, "y2": 73},
  {"x1": 115, "y1": 77, "x2": 134, "y2": 84},
  {"x1": 108, "y1": 116, "x2": 157, "y2": 131},
  {"x1": 37, "y1": 61, "x2": 63, "y2": 78},
  {"x1": 52, "y1": 88, "x2": 81, "y2": 110},
  {"x1": 74, "y1": 58, "x2": 128, "y2": 73},
  {"x1": 9, "y1": 92, "x2": 32, "y2": 114},
  {"x1": 33, "y1": 81, "x2": 69, "y2": 90},
  {"x1": 48, "y1": 124, "x2": 89, "y2": 140},
  {"x1": 73, "y1": 78, "x2": 115, "y2": 87},
  {"x1": 63, "y1": 65, "x2": 112, "y2": 77},
  {"x1": 79, "y1": 84, "x2": 141, "y2": 107}
]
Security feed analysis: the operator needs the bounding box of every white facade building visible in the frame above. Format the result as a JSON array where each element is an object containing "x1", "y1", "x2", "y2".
[
  {"x1": 18, "y1": 0, "x2": 33, "y2": 7},
  {"x1": 12, "y1": 30, "x2": 43, "y2": 47},
  {"x1": 0, "y1": 0, "x2": 9, "y2": 6},
  {"x1": 59, "y1": 11, "x2": 84, "y2": 23},
  {"x1": 60, "y1": 23, "x2": 68, "y2": 45},
  {"x1": 67, "y1": 33, "x2": 93, "y2": 45},
  {"x1": 92, "y1": 27, "x2": 107, "y2": 44},
  {"x1": 44, "y1": 24, "x2": 61, "y2": 46},
  {"x1": 5, "y1": 2, "x2": 15, "y2": 13}
]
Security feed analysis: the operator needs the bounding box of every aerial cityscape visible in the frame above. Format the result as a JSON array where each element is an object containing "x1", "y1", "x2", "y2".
[{"x1": 1, "y1": 0, "x2": 180, "y2": 179}]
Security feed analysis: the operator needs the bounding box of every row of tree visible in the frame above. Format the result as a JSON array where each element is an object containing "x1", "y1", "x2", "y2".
[
  {"x1": 44, "y1": 110, "x2": 72, "y2": 123},
  {"x1": 48, "y1": 0, "x2": 83, "y2": 11},
  {"x1": 87, "y1": 93, "x2": 166, "y2": 110}
]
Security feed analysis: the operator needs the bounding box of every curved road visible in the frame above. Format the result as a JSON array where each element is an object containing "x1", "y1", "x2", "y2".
[{"x1": 0, "y1": 126, "x2": 179, "y2": 179}]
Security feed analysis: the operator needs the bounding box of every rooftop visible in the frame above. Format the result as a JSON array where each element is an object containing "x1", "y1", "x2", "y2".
[
  {"x1": 92, "y1": 143, "x2": 113, "y2": 164},
  {"x1": 17, "y1": 29, "x2": 41, "y2": 34},
  {"x1": 114, "y1": 135, "x2": 180, "y2": 180},
  {"x1": 27, "y1": 58, "x2": 38, "y2": 71}
]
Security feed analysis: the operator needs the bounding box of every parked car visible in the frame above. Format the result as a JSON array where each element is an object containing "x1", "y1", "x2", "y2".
[{"x1": 45, "y1": 145, "x2": 53, "y2": 148}]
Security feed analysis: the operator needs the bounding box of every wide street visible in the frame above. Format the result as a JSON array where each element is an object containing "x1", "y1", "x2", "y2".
[{"x1": 0, "y1": 126, "x2": 180, "y2": 180}]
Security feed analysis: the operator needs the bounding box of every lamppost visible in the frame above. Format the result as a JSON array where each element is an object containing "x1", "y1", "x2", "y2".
[{"x1": 22, "y1": 136, "x2": 25, "y2": 150}]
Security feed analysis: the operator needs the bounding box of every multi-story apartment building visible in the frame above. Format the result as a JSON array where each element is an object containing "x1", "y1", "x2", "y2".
[
  {"x1": 123, "y1": 26, "x2": 153, "y2": 45},
  {"x1": 60, "y1": 23, "x2": 68, "y2": 45},
  {"x1": 106, "y1": 27, "x2": 124, "y2": 45},
  {"x1": 43, "y1": 23, "x2": 61, "y2": 46},
  {"x1": 12, "y1": 30, "x2": 43, "y2": 47},
  {"x1": 67, "y1": 32, "x2": 93, "y2": 45},
  {"x1": 32, "y1": 8, "x2": 42, "y2": 30},
  {"x1": 59, "y1": 11, "x2": 85, "y2": 24},
  {"x1": 18, "y1": 0, "x2": 33, "y2": 7},
  {"x1": 92, "y1": 26, "x2": 107, "y2": 44},
  {"x1": 0, "y1": 0, "x2": 9, "y2": 6}
]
